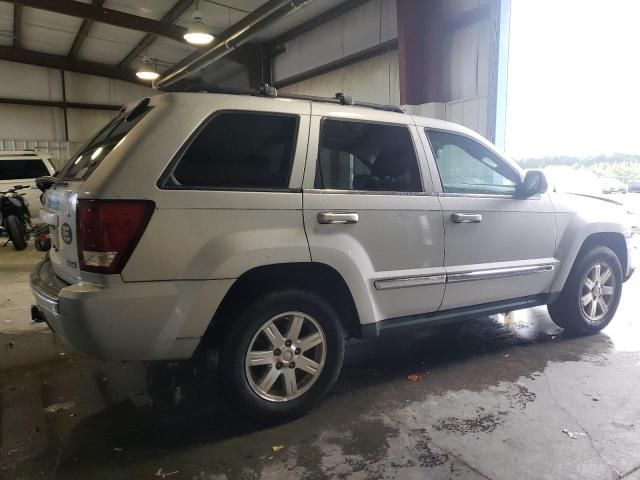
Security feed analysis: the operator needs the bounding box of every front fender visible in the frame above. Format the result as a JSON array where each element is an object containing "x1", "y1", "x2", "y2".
[{"x1": 550, "y1": 194, "x2": 630, "y2": 294}]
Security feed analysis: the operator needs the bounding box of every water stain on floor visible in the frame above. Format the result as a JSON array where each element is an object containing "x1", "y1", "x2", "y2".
[{"x1": 432, "y1": 413, "x2": 504, "y2": 435}]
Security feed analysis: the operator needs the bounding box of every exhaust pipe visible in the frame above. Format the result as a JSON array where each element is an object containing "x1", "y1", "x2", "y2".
[{"x1": 154, "y1": 0, "x2": 310, "y2": 90}]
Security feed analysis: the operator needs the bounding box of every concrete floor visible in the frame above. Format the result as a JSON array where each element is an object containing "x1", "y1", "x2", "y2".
[{"x1": 2, "y1": 245, "x2": 640, "y2": 480}]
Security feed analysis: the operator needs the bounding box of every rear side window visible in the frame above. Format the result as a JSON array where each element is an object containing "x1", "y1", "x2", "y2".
[
  {"x1": 59, "y1": 103, "x2": 151, "y2": 181},
  {"x1": 167, "y1": 112, "x2": 298, "y2": 190},
  {"x1": 315, "y1": 119, "x2": 422, "y2": 193},
  {"x1": 0, "y1": 159, "x2": 49, "y2": 180}
]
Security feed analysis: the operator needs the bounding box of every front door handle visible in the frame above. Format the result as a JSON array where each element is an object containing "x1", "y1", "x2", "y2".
[
  {"x1": 451, "y1": 213, "x2": 482, "y2": 223},
  {"x1": 317, "y1": 212, "x2": 359, "y2": 224}
]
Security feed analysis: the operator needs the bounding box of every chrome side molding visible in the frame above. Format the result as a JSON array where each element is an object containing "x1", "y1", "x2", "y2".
[
  {"x1": 373, "y1": 263, "x2": 556, "y2": 290},
  {"x1": 447, "y1": 264, "x2": 555, "y2": 283},
  {"x1": 374, "y1": 274, "x2": 446, "y2": 290}
]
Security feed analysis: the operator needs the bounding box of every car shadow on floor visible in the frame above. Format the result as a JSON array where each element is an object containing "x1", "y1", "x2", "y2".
[{"x1": 44, "y1": 307, "x2": 618, "y2": 478}]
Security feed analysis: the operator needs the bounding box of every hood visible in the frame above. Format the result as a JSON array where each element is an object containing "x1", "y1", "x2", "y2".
[
  {"x1": 551, "y1": 191, "x2": 628, "y2": 216},
  {"x1": 551, "y1": 191, "x2": 637, "y2": 236},
  {"x1": 564, "y1": 192, "x2": 624, "y2": 206}
]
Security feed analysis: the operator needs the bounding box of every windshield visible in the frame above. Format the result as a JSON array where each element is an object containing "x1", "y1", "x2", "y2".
[{"x1": 58, "y1": 103, "x2": 151, "y2": 181}]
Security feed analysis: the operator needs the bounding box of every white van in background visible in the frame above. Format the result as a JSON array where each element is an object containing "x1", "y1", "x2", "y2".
[{"x1": 0, "y1": 150, "x2": 56, "y2": 219}]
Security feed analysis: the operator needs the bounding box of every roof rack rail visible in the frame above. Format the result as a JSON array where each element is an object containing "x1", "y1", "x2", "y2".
[{"x1": 177, "y1": 84, "x2": 405, "y2": 114}]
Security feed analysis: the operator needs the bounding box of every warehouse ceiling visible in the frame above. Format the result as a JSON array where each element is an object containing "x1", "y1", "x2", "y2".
[{"x1": 0, "y1": 0, "x2": 351, "y2": 87}]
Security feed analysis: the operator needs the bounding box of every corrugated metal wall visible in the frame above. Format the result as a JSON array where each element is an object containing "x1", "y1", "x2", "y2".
[
  {"x1": 274, "y1": 0, "x2": 497, "y2": 140},
  {"x1": 275, "y1": 0, "x2": 398, "y2": 104},
  {"x1": 442, "y1": 0, "x2": 494, "y2": 138},
  {"x1": 0, "y1": 0, "x2": 500, "y2": 158},
  {"x1": 281, "y1": 50, "x2": 401, "y2": 106},
  {"x1": 0, "y1": 59, "x2": 155, "y2": 164}
]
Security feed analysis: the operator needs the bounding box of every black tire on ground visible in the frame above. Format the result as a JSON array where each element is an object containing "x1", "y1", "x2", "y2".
[
  {"x1": 218, "y1": 289, "x2": 345, "y2": 423},
  {"x1": 6, "y1": 215, "x2": 27, "y2": 251},
  {"x1": 548, "y1": 246, "x2": 623, "y2": 335}
]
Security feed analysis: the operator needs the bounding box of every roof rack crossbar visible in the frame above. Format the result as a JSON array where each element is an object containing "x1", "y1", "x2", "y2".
[{"x1": 175, "y1": 84, "x2": 405, "y2": 114}]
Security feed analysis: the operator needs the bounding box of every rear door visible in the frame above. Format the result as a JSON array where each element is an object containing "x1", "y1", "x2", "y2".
[
  {"x1": 302, "y1": 104, "x2": 445, "y2": 326},
  {"x1": 420, "y1": 127, "x2": 557, "y2": 310}
]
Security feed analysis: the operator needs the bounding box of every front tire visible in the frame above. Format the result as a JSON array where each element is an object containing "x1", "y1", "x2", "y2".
[
  {"x1": 6, "y1": 215, "x2": 27, "y2": 251},
  {"x1": 548, "y1": 246, "x2": 622, "y2": 335},
  {"x1": 219, "y1": 289, "x2": 344, "y2": 423}
]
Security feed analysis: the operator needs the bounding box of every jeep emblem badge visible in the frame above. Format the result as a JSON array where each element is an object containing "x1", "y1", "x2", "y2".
[{"x1": 61, "y1": 223, "x2": 73, "y2": 245}]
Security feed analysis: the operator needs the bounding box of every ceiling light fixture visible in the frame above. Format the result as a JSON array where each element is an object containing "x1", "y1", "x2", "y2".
[
  {"x1": 136, "y1": 55, "x2": 159, "y2": 81},
  {"x1": 184, "y1": 0, "x2": 214, "y2": 45}
]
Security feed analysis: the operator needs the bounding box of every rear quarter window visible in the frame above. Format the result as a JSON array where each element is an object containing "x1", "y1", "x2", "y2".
[
  {"x1": 0, "y1": 159, "x2": 49, "y2": 180},
  {"x1": 163, "y1": 111, "x2": 299, "y2": 190}
]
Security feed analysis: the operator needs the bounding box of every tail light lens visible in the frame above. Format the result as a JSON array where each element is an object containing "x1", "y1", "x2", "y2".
[{"x1": 77, "y1": 200, "x2": 154, "y2": 274}]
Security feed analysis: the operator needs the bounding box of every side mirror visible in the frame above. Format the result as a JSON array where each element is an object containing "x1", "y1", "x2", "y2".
[{"x1": 516, "y1": 170, "x2": 548, "y2": 198}]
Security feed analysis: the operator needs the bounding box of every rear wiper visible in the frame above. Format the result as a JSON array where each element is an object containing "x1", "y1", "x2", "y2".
[{"x1": 36, "y1": 176, "x2": 68, "y2": 192}]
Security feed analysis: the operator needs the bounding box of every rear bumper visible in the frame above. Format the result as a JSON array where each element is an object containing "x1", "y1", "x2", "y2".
[{"x1": 30, "y1": 259, "x2": 234, "y2": 361}]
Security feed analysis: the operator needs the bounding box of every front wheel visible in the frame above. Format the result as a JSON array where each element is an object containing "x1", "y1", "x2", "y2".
[
  {"x1": 219, "y1": 289, "x2": 344, "y2": 423},
  {"x1": 6, "y1": 215, "x2": 27, "y2": 251},
  {"x1": 548, "y1": 246, "x2": 623, "y2": 335}
]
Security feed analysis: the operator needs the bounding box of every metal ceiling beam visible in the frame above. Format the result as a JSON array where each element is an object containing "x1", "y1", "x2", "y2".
[
  {"x1": 155, "y1": 0, "x2": 308, "y2": 89},
  {"x1": 12, "y1": 4, "x2": 21, "y2": 48},
  {"x1": 272, "y1": 38, "x2": 398, "y2": 89},
  {"x1": 268, "y1": 0, "x2": 370, "y2": 53},
  {"x1": 119, "y1": 0, "x2": 194, "y2": 69},
  {"x1": 0, "y1": 46, "x2": 143, "y2": 84},
  {"x1": 0, "y1": 97, "x2": 121, "y2": 111},
  {"x1": 3, "y1": 0, "x2": 187, "y2": 42},
  {"x1": 68, "y1": 0, "x2": 105, "y2": 59}
]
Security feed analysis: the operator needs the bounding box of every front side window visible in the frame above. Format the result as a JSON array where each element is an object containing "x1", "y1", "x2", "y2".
[
  {"x1": 169, "y1": 112, "x2": 298, "y2": 190},
  {"x1": 427, "y1": 130, "x2": 519, "y2": 195},
  {"x1": 315, "y1": 119, "x2": 422, "y2": 193}
]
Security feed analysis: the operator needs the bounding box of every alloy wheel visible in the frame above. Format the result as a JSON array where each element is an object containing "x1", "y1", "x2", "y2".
[
  {"x1": 245, "y1": 312, "x2": 326, "y2": 402},
  {"x1": 580, "y1": 262, "x2": 616, "y2": 323}
]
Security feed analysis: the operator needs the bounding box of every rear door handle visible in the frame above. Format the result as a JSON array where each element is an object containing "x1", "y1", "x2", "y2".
[
  {"x1": 451, "y1": 213, "x2": 482, "y2": 223},
  {"x1": 317, "y1": 212, "x2": 359, "y2": 224}
]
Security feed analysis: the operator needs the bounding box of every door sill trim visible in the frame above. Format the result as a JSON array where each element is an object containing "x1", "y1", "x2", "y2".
[{"x1": 361, "y1": 295, "x2": 548, "y2": 337}]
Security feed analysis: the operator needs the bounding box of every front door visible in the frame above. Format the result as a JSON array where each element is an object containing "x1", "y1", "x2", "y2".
[
  {"x1": 421, "y1": 128, "x2": 557, "y2": 310},
  {"x1": 303, "y1": 105, "x2": 445, "y2": 326}
]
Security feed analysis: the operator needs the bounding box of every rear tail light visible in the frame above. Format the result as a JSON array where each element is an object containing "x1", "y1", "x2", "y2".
[{"x1": 77, "y1": 200, "x2": 154, "y2": 274}]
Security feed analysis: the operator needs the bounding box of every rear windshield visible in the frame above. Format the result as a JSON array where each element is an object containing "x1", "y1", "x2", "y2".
[
  {"x1": 59, "y1": 103, "x2": 151, "y2": 181},
  {"x1": 0, "y1": 159, "x2": 49, "y2": 180}
]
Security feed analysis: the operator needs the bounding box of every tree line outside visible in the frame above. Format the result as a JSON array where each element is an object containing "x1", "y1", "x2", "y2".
[{"x1": 514, "y1": 154, "x2": 640, "y2": 182}]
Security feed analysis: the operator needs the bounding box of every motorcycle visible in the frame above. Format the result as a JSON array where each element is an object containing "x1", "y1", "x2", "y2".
[{"x1": 0, "y1": 185, "x2": 33, "y2": 251}]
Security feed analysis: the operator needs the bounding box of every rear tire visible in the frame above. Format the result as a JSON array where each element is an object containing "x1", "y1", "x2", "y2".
[
  {"x1": 548, "y1": 246, "x2": 622, "y2": 335},
  {"x1": 218, "y1": 289, "x2": 344, "y2": 423},
  {"x1": 6, "y1": 215, "x2": 27, "y2": 251}
]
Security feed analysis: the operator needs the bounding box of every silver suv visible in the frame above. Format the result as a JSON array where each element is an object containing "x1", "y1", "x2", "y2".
[{"x1": 31, "y1": 92, "x2": 636, "y2": 421}]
